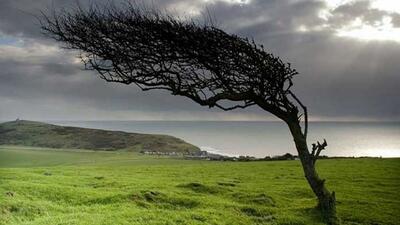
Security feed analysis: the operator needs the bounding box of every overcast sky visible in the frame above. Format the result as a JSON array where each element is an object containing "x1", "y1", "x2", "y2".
[{"x1": 0, "y1": 0, "x2": 399, "y2": 121}]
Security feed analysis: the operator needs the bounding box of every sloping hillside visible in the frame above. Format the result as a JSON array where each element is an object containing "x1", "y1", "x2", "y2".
[{"x1": 0, "y1": 120, "x2": 199, "y2": 153}]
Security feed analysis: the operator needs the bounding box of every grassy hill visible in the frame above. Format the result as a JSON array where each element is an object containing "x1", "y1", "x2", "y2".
[
  {"x1": 0, "y1": 120, "x2": 199, "y2": 153},
  {"x1": 0, "y1": 146, "x2": 399, "y2": 225}
]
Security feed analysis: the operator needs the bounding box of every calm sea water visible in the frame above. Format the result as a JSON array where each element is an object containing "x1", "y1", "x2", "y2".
[{"x1": 52, "y1": 121, "x2": 400, "y2": 158}]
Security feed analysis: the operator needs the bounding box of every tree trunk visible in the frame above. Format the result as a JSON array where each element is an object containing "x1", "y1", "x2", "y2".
[{"x1": 286, "y1": 120, "x2": 338, "y2": 225}]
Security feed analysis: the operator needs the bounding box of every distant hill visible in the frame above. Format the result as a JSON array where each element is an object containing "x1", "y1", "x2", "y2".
[{"x1": 0, "y1": 120, "x2": 199, "y2": 153}]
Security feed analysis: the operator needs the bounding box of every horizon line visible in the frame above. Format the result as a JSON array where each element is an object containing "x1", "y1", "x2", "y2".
[{"x1": 1, "y1": 119, "x2": 399, "y2": 123}]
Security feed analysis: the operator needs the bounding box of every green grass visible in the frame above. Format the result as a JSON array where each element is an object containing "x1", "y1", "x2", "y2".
[{"x1": 0, "y1": 146, "x2": 399, "y2": 225}]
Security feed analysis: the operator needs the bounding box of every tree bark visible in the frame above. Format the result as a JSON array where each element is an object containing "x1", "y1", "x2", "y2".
[{"x1": 286, "y1": 119, "x2": 338, "y2": 225}]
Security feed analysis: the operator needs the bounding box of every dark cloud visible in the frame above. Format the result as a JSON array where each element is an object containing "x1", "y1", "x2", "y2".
[
  {"x1": 0, "y1": 0, "x2": 74, "y2": 38},
  {"x1": 0, "y1": 0, "x2": 399, "y2": 121},
  {"x1": 392, "y1": 13, "x2": 400, "y2": 27}
]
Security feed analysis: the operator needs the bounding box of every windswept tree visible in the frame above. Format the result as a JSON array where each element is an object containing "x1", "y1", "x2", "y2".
[{"x1": 41, "y1": 4, "x2": 337, "y2": 224}]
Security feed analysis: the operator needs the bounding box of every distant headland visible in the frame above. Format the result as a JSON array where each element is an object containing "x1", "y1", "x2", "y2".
[{"x1": 0, "y1": 120, "x2": 199, "y2": 153}]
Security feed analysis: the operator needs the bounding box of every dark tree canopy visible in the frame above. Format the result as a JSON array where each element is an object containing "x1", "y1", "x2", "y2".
[{"x1": 41, "y1": 4, "x2": 304, "y2": 123}]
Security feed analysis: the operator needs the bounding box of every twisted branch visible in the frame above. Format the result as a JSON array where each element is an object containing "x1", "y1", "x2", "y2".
[{"x1": 311, "y1": 139, "x2": 328, "y2": 163}]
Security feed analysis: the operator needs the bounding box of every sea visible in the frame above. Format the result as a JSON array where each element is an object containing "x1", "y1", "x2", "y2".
[{"x1": 49, "y1": 121, "x2": 400, "y2": 158}]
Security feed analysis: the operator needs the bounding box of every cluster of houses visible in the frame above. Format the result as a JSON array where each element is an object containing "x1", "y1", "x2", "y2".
[
  {"x1": 185, "y1": 152, "x2": 299, "y2": 161},
  {"x1": 140, "y1": 151, "x2": 183, "y2": 156},
  {"x1": 140, "y1": 150, "x2": 300, "y2": 162}
]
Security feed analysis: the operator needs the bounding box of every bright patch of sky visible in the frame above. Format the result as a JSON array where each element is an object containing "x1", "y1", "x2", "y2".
[
  {"x1": 371, "y1": 0, "x2": 400, "y2": 13},
  {"x1": 336, "y1": 16, "x2": 400, "y2": 41},
  {"x1": 323, "y1": 0, "x2": 400, "y2": 12},
  {"x1": 324, "y1": 0, "x2": 400, "y2": 42},
  {"x1": 171, "y1": 0, "x2": 250, "y2": 16}
]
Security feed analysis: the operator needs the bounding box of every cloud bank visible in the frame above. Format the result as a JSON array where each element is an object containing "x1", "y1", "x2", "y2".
[{"x1": 0, "y1": 0, "x2": 399, "y2": 121}]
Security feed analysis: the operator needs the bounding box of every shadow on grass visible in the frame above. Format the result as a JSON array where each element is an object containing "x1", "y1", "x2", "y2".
[
  {"x1": 131, "y1": 190, "x2": 200, "y2": 210},
  {"x1": 177, "y1": 182, "x2": 224, "y2": 195}
]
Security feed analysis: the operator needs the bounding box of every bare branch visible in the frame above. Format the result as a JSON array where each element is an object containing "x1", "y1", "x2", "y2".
[{"x1": 311, "y1": 139, "x2": 328, "y2": 163}]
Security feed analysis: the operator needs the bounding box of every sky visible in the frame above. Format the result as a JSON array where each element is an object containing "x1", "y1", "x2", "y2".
[{"x1": 0, "y1": 0, "x2": 399, "y2": 121}]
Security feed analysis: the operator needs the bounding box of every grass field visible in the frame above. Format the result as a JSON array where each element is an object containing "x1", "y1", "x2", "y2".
[{"x1": 0, "y1": 146, "x2": 399, "y2": 225}]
